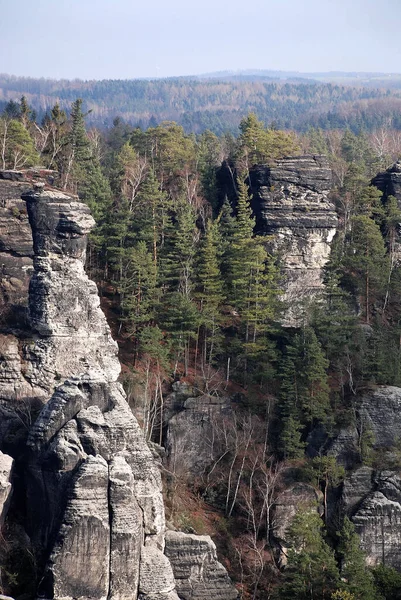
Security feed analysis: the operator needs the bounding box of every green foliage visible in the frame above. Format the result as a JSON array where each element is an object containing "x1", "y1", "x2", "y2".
[
  {"x1": 336, "y1": 518, "x2": 377, "y2": 600},
  {"x1": 237, "y1": 112, "x2": 300, "y2": 170},
  {"x1": 276, "y1": 327, "x2": 332, "y2": 457},
  {"x1": 274, "y1": 511, "x2": 339, "y2": 600},
  {"x1": 372, "y1": 564, "x2": 401, "y2": 600},
  {"x1": 0, "y1": 118, "x2": 39, "y2": 169}
]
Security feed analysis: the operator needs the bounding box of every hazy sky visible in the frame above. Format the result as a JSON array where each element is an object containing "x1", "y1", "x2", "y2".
[{"x1": 1, "y1": 0, "x2": 400, "y2": 79}]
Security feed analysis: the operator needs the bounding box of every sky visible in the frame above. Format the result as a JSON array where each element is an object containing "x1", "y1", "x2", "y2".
[{"x1": 1, "y1": 0, "x2": 400, "y2": 80}]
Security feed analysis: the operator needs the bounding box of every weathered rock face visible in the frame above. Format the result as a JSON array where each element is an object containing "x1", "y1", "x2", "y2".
[
  {"x1": 0, "y1": 173, "x2": 33, "y2": 322},
  {"x1": 0, "y1": 181, "x2": 236, "y2": 600},
  {"x1": 249, "y1": 156, "x2": 337, "y2": 325},
  {"x1": 272, "y1": 481, "x2": 323, "y2": 566},
  {"x1": 328, "y1": 386, "x2": 401, "y2": 467},
  {"x1": 372, "y1": 161, "x2": 401, "y2": 205},
  {"x1": 165, "y1": 531, "x2": 238, "y2": 600},
  {"x1": 0, "y1": 451, "x2": 13, "y2": 527},
  {"x1": 165, "y1": 383, "x2": 233, "y2": 476},
  {"x1": 328, "y1": 385, "x2": 401, "y2": 569},
  {"x1": 341, "y1": 468, "x2": 401, "y2": 569},
  {"x1": 22, "y1": 186, "x2": 120, "y2": 391}
]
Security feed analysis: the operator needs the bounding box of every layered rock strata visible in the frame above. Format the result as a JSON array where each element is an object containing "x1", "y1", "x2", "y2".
[
  {"x1": 328, "y1": 385, "x2": 401, "y2": 569},
  {"x1": 0, "y1": 181, "x2": 236, "y2": 600},
  {"x1": 248, "y1": 156, "x2": 337, "y2": 325},
  {"x1": 341, "y1": 468, "x2": 401, "y2": 569},
  {"x1": 165, "y1": 531, "x2": 238, "y2": 600}
]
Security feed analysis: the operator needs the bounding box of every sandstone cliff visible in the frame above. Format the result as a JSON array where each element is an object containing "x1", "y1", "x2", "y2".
[
  {"x1": 0, "y1": 176, "x2": 237, "y2": 600},
  {"x1": 326, "y1": 385, "x2": 401, "y2": 569},
  {"x1": 248, "y1": 155, "x2": 337, "y2": 325}
]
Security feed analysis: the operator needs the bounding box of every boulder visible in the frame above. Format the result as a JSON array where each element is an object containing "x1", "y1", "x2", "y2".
[{"x1": 165, "y1": 530, "x2": 238, "y2": 600}]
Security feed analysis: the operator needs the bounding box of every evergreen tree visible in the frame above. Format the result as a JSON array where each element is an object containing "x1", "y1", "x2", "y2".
[
  {"x1": 344, "y1": 215, "x2": 388, "y2": 323},
  {"x1": 274, "y1": 512, "x2": 340, "y2": 600},
  {"x1": 196, "y1": 219, "x2": 225, "y2": 376},
  {"x1": 63, "y1": 98, "x2": 91, "y2": 191},
  {"x1": 336, "y1": 517, "x2": 377, "y2": 600},
  {"x1": 0, "y1": 118, "x2": 39, "y2": 169}
]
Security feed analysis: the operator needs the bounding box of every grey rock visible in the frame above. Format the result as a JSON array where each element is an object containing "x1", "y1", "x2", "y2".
[
  {"x1": 0, "y1": 451, "x2": 13, "y2": 526},
  {"x1": 165, "y1": 393, "x2": 232, "y2": 476},
  {"x1": 353, "y1": 487, "x2": 401, "y2": 568},
  {"x1": 0, "y1": 178, "x2": 33, "y2": 328},
  {"x1": 357, "y1": 386, "x2": 401, "y2": 448},
  {"x1": 249, "y1": 155, "x2": 337, "y2": 326},
  {"x1": 0, "y1": 170, "x2": 25, "y2": 182},
  {"x1": 21, "y1": 187, "x2": 120, "y2": 390},
  {"x1": 165, "y1": 530, "x2": 237, "y2": 600},
  {"x1": 339, "y1": 468, "x2": 401, "y2": 569},
  {"x1": 109, "y1": 454, "x2": 143, "y2": 600},
  {"x1": 139, "y1": 543, "x2": 178, "y2": 600},
  {"x1": 40, "y1": 455, "x2": 111, "y2": 600},
  {"x1": 342, "y1": 466, "x2": 374, "y2": 514},
  {"x1": 372, "y1": 161, "x2": 401, "y2": 206},
  {"x1": 272, "y1": 482, "x2": 323, "y2": 566},
  {"x1": 328, "y1": 386, "x2": 401, "y2": 467}
]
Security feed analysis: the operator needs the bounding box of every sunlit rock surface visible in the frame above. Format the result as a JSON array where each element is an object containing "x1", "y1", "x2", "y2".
[{"x1": 249, "y1": 155, "x2": 337, "y2": 326}]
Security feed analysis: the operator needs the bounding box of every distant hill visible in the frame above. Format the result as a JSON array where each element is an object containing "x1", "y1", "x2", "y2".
[{"x1": 1, "y1": 72, "x2": 401, "y2": 134}]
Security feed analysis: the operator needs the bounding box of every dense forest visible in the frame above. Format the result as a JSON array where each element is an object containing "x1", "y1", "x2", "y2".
[
  {"x1": 2, "y1": 73, "x2": 401, "y2": 133},
  {"x1": 3, "y1": 95, "x2": 401, "y2": 600}
]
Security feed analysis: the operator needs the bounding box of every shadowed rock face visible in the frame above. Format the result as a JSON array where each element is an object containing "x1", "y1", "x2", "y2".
[
  {"x1": 372, "y1": 161, "x2": 401, "y2": 205},
  {"x1": 0, "y1": 179, "x2": 237, "y2": 600},
  {"x1": 328, "y1": 386, "x2": 401, "y2": 569},
  {"x1": 341, "y1": 468, "x2": 401, "y2": 569},
  {"x1": 249, "y1": 155, "x2": 337, "y2": 326},
  {"x1": 0, "y1": 451, "x2": 13, "y2": 527}
]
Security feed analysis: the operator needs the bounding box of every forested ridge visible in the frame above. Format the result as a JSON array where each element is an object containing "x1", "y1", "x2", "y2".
[
  {"x1": 2, "y1": 73, "x2": 401, "y2": 133},
  {"x1": 3, "y1": 96, "x2": 401, "y2": 599}
]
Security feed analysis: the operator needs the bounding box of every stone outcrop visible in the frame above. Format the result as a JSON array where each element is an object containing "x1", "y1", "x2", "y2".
[
  {"x1": 0, "y1": 451, "x2": 13, "y2": 527},
  {"x1": 165, "y1": 531, "x2": 238, "y2": 600},
  {"x1": 249, "y1": 155, "x2": 337, "y2": 325},
  {"x1": 328, "y1": 386, "x2": 401, "y2": 467},
  {"x1": 372, "y1": 160, "x2": 401, "y2": 205},
  {"x1": 0, "y1": 172, "x2": 33, "y2": 322},
  {"x1": 272, "y1": 481, "x2": 323, "y2": 566},
  {"x1": 165, "y1": 382, "x2": 233, "y2": 476},
  {"x1": 17, "y1": 186, "x2": 173, "y2": 600},
  {"x1": 22, "y1": 186, "x2": 120, "y2": 391},
  {"x1": 328, "y1": 385, "x2": 401, "y2": 568},
  {"x1": 341, "y1": 468, "x2": 401, "y2": 569},
  {"x1": 0, "y1": 179, "x2": 236, "y2": 600}
]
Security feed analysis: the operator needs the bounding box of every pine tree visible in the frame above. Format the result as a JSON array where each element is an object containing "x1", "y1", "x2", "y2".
[{"x1": 300, "y1": 328, "x2": 331, "y2": 425}]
